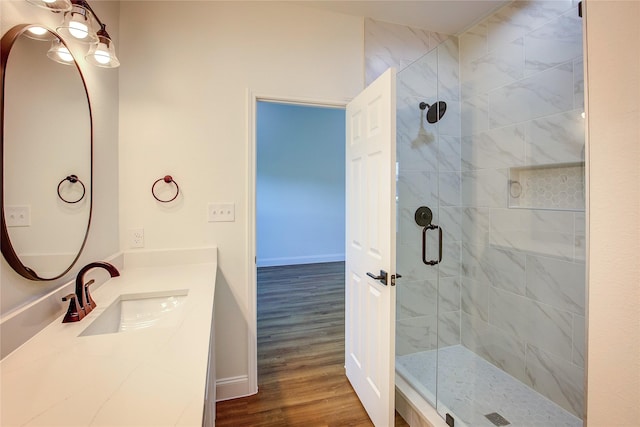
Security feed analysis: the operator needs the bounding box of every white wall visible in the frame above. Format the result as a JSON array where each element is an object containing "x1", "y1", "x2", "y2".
[
  {"x1": 256, "y1": 102, "x2": 345, "y2": 267},
  {"x1": 0, "y1": 1, "x2": 120, "y2": 335},
  {"x1": 585, "y1": 0, "x2": 640, "y2": 424},
  {"x1": 118, "y1": 1, "x2": 363, "y2": 397}
]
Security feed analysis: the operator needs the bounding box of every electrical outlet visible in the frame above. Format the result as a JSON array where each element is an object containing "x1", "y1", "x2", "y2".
[
  {"x1": 129, "y1": 228, "x2": 144, "y2": 248},
  {"x1": 6, "y1": 206, "x2": 30, "y2": 227},
  {"x1": 208, "y1": 203, "x2": 235, "y2": 222}
]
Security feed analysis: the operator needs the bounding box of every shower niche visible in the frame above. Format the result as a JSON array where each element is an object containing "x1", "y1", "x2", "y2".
[{"x1": 508, "y1": 163, "x2": 585, "y2": 211}]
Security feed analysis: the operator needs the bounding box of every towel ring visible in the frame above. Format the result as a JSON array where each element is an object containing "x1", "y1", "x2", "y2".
[
  {"x1": 152, "y1": 175, "x2": 180, "y2": 203},
  {"x1": 57, "y1": 175, "x2": 86, "y2": 204}
]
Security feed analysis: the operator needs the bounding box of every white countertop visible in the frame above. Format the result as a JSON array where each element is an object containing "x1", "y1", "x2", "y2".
[{"x1": 0, "y1": 249, "x2": 217, "y2": 427}]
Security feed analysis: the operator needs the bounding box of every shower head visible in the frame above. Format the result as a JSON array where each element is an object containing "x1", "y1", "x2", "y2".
[{"x1": 419, "y1": 101, "x2": 447, "y2": 124}]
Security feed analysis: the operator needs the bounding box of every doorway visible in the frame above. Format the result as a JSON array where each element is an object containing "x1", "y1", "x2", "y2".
[
  {"x1": 256, "y1": 101, "x2": 346, "y2": 268},
  {"x1": 247, "y1": 95, "x2": 349, "y2": 394}
]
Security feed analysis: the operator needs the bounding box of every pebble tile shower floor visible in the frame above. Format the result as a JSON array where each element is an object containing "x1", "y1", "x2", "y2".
[{"x1": 396, "y1": 345, "x2": 582, "y2": 427}]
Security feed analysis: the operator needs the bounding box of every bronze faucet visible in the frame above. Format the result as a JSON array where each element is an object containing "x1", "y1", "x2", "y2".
[{"x1": 62, "y1": 262, "x2": 120, "y2": 323}]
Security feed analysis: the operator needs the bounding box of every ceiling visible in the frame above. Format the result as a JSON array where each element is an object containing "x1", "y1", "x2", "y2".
[{"x1": 289, "y1": 0, "x2": 510, "y2": 35}]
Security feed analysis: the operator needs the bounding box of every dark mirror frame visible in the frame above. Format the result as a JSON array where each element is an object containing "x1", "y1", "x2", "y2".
[{"x1": 1, "y1": 24, "x2": 93, "y2": 281}]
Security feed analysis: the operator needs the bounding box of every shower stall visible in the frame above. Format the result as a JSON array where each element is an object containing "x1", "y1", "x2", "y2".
[{"x1": 394, "y1": 1, "x2": 586, "y2": 426}]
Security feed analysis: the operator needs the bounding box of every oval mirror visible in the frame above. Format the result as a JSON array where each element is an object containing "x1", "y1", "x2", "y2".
[{"x1": 1, "y1": 24, "x2": 92, "y2": 281}]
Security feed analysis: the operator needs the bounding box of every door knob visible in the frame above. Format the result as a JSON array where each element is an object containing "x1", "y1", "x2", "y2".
[
  {"x1": 367, "y1": 270, "x2": 388, "y2": 286},
  {"x1": 366, "y1": 270, "x2": 402, "y2": 286}
]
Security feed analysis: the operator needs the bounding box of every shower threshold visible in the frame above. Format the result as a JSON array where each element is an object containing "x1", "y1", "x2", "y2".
[{"x1": 396, "y1": 345, "x2": 582, "y2": 427}]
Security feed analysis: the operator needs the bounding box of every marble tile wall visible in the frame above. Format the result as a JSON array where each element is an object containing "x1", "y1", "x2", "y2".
[
  {"x1": 458, "y1": 0, "x2": 586, "y2": 418},
  {"x1": 364, "y1": 18, "x2": 447, "y2": 86}
]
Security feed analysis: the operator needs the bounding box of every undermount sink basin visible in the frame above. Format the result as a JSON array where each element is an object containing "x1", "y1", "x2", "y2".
[{"x1": 80, "y1": 289, "x2": 189, "y2": 337}]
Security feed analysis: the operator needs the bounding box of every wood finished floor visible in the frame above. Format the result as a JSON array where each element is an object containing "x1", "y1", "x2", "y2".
[{"x1": 215, "y1": 262, "x2": 409, "y2": 427}]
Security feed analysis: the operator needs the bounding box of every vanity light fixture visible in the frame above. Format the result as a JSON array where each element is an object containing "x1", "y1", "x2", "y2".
[
  {"x1": 84, "y1": 24, "x2": 120, "y2": 68},
  {"x1": 23, "y1": 25, "x2": 56, "y2": 41},
  {"x1": 26, "y1": 0, "x2": 72, "y2": 12},
  {"x1": 26, "y1": 0, "x2": 120, "y2": 68},
  {"x1": 56, "y1": 0, "x2": 98, "y2": 44},
  {"x1": 46, "y1": 38, "x2": 74, "y2": 64}
]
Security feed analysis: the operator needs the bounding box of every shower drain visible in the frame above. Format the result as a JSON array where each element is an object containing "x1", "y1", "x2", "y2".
[{"x1": 485, "y1": 412, "x2": 511, "y2": 426}]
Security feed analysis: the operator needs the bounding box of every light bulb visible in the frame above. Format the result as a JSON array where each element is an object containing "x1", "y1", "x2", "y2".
[
  {"x1": 57, "y1": 46, "x2": 73, "y2": 62},
  {"x1": 27, "y1": 26, "x2": 48, "y2": 36},
  {"x1": 85, "y1": 31, "x2": 119, "y2": 68},
  {"x1": 69, "y1": 20, "x2": 88, "y2": 39},
  {"x1": 92, "y1": 43, "x2": 111, "y2": 64}
]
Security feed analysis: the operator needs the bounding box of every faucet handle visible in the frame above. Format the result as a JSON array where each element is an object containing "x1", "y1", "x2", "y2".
[
  {"x1": 84, "y1": 279, "x2": 97, "y2": 310},
  {"x1": 62, "y1": 293, "x2": 85, "y2": 323}
]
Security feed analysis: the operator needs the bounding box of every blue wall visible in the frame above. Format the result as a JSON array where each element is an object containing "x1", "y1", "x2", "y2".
[{"x1": 257, "y1": 102, "x2": 345, "y2": 267}]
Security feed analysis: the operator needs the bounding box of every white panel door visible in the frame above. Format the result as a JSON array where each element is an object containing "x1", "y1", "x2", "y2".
[{"x1": 345, "y1": 68, "x2": 397, "y2": 427}]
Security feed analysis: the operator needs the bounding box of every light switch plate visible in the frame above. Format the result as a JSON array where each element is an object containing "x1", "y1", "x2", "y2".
[
  {"x1": 208, "y1": 203, "x2": 235, "y2": 222},
  {"x1": 6, "y1": 206, "x2": 30, "y2": 227}
]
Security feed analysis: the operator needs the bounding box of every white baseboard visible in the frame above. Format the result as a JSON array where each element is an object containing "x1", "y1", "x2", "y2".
[
  {"x1": 216, "y1": 375, "x2": 255, "y2": 402},
  {"x1": 257, "y1": 253, "x2": 345, "y2": 267}
]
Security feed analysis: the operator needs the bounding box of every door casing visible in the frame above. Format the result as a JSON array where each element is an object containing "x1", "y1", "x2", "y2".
[{"x1": 246, "y1": 90, "x2": 348, "y2": 394}]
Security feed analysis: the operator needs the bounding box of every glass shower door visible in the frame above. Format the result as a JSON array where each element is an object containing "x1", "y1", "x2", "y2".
[
  {"x1": 425, "y1": 37, "x2": 464, "y2": 426},
  {"x1": 394, "y1": 35, "x2": 470, "y2": 425},
  {"x1": 395, "y1": 47, "x2": 444, "y2": 409}
]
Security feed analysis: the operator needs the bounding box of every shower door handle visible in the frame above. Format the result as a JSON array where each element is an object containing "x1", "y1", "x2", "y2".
[{"x1": 421, "y1": 224, "x2": 443, "y2": 266}]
